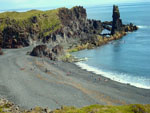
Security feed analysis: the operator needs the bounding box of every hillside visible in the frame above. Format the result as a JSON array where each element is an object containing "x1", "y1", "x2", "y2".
[
  {"x1": 0, "y1": 6, "x2": 103, "y2": 48},
  {"x1": 0, "y1": 8, "x2": 61, "y2": 48},
  {"x1": 0, "y1": 98, "x2": 150, "y2": 113}
]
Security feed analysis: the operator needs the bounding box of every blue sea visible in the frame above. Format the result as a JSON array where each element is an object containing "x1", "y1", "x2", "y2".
[{"x1": 72, "y1": 2, "x2": 150, "y2": 89}]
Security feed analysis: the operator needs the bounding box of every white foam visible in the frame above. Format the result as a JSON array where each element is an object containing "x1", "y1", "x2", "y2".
[
  {"x1": 138, "y1": 25, "x2": 150, "y2": 29},
  {"x1": 75, "y1": 62, "x2": 150, "y2": 89}
]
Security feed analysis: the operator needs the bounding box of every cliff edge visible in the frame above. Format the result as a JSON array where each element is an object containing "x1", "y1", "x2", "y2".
[{"x1": 0, "y1": 5, "x2": 138, "y2": 61}]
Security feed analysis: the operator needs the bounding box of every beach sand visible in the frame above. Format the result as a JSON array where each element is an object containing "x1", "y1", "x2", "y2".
[{"x1": 0, "y1": 46, "x2": 150, "y2": 109}]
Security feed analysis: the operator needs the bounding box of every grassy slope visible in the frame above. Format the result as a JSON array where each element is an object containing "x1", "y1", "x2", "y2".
[
  {"x1": 52, "y1": 104, "x2": 150, "y2": 113},
  {"x1": 0, "y1": 9, "x2": 61, "y2": 36},
  {"x1": 0, "y1": 104, "x2": 150, "y2": 113}
]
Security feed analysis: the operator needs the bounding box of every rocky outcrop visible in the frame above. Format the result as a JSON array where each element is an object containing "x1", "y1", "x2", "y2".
[
  {"x1": 0, "y1": 98, "x2": 20, "y2": 113},
  {"x1": 30, "y1": 45, "x2": 49, "y2": 57},
  {"x1": 111, "y1": 5, "x2": 123, "y2": 35},
  {"x1": 52, "y1": 45, "x2": 64, "y2": 55},
  {"x1": 0, "y1": 98, "x2": 51, "y2": 113},
  {"x1": 111, "y1": 5, "x2": 138, "y2": 35},
  {"x1": 43, "y1": 6, "x2": 103, "y2": 43},
  {"x1": 30, "y1": 45, "x2": 64, "y2": 60},
  {"x1": 2, "y1": 26, "x2": 30, "y2": 48},
  {"x1": 124, "y1": 23, "x2": 138, "y2": 32},
  {"x1": 0, "y1": 47, "x2": 3, "y2": 55},
  {"x1": 0, "y1": 5, "x2": 138, "y2": 58},
  {"x1": 0, "y1": 6, "x2": 103, "y2": 49}
]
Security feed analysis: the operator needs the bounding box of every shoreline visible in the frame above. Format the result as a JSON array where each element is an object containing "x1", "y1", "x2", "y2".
[
  {"x1": 0, "y1": 5, "x2": 149, "y2": 111},
  {"x1": 0, "y1": 47, "x2": 150, "y2": 110},
  {"x1": 74, "y1": 61, "x2": 150, "y2": 90}
]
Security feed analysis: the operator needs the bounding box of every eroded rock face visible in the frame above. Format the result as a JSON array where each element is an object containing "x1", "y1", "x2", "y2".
[
  {"x1": 43, "y1": 6, "x2": 103, "y2": 43},
  {"x1": 2, "y1": 26, "x2": 30, "y2": 48},
  {"x1": 0, "y1": 6, "x2": 103, "y2": 49},
  {"x1": 0, "y1": 16, "x2": 40, "y2": 49},
  {"x1": 30, "y1": 45, "x2": 64, "y2": 61},
  {"x1": 0, "y1": 5, "x2": 138, "y2": 50},
  {"x1": 111, "y1": 5, "x2": 123, "y2": 35}
]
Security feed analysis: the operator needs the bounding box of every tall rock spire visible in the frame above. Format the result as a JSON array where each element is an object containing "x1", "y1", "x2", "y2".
[{"x1": 111, "y1": 5, "x2": 123, "y2": 35}]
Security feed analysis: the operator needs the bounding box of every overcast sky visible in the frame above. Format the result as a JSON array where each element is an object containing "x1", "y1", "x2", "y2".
[{"x1": 0, "y1": 0, "x2": 149, "y2": 10}]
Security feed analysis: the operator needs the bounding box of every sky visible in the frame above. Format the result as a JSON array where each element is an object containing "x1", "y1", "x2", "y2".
[{"x1": 0, "y1": 0, "x2": 149, "y2": 11}]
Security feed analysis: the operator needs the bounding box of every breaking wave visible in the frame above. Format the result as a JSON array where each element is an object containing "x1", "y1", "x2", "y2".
[{"x1": 75, "y1": 62, "x2": 150, "y2": 89}]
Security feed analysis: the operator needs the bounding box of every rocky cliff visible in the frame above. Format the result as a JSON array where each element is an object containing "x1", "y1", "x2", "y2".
[
  {"x1": 0, "y1": 6, "x2": 103, "y2": 49},
  {"x1": 0, "y1": 5, "x2": 138, "y2": 60},
  {"x1": 43, "y1": 6, "x2": 103, "y2": 44},
  {"x1": 0, "y1": 9, "x2": 61, "y2": 48},
  {"x1": 0, "y1": 47, "x2": 3, "y2": 55}
]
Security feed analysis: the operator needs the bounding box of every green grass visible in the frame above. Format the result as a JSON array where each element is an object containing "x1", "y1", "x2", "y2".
[
  {"x1": 0, "y1": 102, "x2": 150, "y2": 113},
  {"x1": 0, "y1": 9, "x2": 61, "y2": 36},
  {"x1": 52, "y1": 104, "x2": 150, "y2": 113}
]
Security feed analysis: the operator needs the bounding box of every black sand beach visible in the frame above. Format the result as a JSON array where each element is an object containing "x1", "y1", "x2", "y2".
[{"x1": 0, "y1": 46, "x2": 150, "y2": 109}]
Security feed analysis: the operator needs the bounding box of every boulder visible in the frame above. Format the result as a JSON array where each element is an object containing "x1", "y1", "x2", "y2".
[
  {"x1": 30, "y1": 45, "x2": 49, "y2": 57},
  {"x1": 52, "y1": 45, "x2": 64, "y2": 55},
  {"x1": 30, "y1": 44, "x2": 64, "y2": 61},
  {"x1": 0, "y1": 48, "x2": 3, "y2": 55}
]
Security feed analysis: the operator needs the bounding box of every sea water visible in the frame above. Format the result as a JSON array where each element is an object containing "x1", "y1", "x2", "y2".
[{"x1": 72, "y1": 2, "x2": 150, "y2": 89}]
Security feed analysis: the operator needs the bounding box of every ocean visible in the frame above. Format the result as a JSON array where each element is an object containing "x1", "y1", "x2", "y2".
[{"x1": 72, "y1": 2, "x2": 150, "y2": 89}]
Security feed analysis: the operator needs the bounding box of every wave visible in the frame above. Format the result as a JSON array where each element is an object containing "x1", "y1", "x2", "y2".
[
  {"x1": 138, "y1": 25, "x2": 150, "y2": 29},
  {"x1": 75, "y1": 62, "x2": 150, "y2": 89}
]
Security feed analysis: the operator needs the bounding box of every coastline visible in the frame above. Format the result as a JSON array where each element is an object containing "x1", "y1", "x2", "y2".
[
  {"x1": 74, "y1": 61, "x2": 150, "y2": 89},
  {"x1": 0, "y1": 47, "x2": 150, "y2": 110},
  {"x1": 0, "y1": 4, "x2": 149, "y2": 112}
]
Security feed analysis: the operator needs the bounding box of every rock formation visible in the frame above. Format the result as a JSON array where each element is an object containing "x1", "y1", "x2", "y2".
[
  {"x1": 30, "y1": 45, "x2": 49, "y2": 57},
  {"x1": 111, "y1": 5, "x2": 138, "y2": 35},
  {"x1": 52, "y1": 45, "x2": 64, "y2": 55},
  {"x1": 43, "y1": 6, "x2": 103, "y2": 43},
  {"x1": 0, "y1": 5, "x2": 138, "y2": 61},
  {"x1": 111, "y1": 5, "x2": 123, "y2": 35},
  {"x1": 0, "y1": 47, "x2": 3, "y2": 55},
  {"x1": 2, "y1": 26, "x2": 31, "y2": 48},
  {"x1": 30, "y1": 45, "x2": 64, "y2": 61},
  {"x1": 0, "y1": 6, "x2": 104, "y2": 49}
]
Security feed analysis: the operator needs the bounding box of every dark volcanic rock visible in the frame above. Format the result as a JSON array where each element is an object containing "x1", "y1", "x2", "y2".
[
  {"x1": 43, "y1": 6, "x2": 103, "y2": 43},
  {"x1": 52, "y1": 45, "x2": 64, "y2": 55},
  {"x1": 2, "y1": 26, "x2": 35, "y2": 48},
  {"x1": 30, "y1": 44, "x2": 64, "y2": 61},
  {"x1": 30, "y1": 45, "x2": 49, "y2": 57},
  {"x1": 0, "y1": 17, "x2": 40, "y2": 48},
  {"x1": 124, "y1": 23, "x2": 138, "y2": 32},
  {"x1": 111, "y1": 5, "x2": 123, "y2": 35},
  {"x1": 30, "y1": 16, "x2": 38, "y2": 23},
  {"x1": 0, "y1": 47, "x2": 3, "y2": 55},
  {"x1": 0, "y1": 5, "x2": 138, "y2": 51}
]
